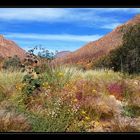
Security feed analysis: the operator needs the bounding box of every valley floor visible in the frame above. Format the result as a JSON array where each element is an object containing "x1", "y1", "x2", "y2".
[{"x1": 0, "y1": 67, "x2": 140, "y2": 132}]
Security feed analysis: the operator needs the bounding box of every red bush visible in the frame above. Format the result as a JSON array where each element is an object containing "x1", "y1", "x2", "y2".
[{"x1": 107, "y1": 82, "x2": 124, "y2": 100}]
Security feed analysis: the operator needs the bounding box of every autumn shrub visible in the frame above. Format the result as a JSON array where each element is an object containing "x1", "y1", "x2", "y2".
[
  {"x1": 0, "y1": 110, "x2": 31, "y2": 132},
  {"x1": 120, "y1": 77, "x2": 140, "y2": 108},
  {"x1": 107, "y1": 82, "x2": 125, "y2": 100},
  {"x1": 61, "y1": 77, "x2": 123, "y2": 125},
  {"x1": 111, "y1": 115, "x2": 140, "y2": 132}
]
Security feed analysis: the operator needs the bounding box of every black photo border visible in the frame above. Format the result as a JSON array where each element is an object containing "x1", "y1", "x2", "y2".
[{"x1": 0, "y1": 0, "x2": 140, "y2": 139}]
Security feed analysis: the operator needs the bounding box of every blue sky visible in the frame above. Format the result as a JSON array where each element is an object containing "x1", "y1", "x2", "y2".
[{"x1": 0, "y1": 8, "x2": 140, "y2": 52}]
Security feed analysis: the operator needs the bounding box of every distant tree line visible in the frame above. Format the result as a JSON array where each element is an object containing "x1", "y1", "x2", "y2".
[{"x1": 93, "y1": 24, "x2": 140, "y2": 74}]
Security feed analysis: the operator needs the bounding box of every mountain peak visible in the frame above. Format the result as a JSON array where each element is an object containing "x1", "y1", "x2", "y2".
[{"x1": 125, "y1": 14, "x2": 140, "y2": 26}]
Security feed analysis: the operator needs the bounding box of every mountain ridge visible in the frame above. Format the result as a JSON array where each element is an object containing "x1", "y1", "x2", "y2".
[
  {"x1": 0, "y1": 35, "x2": 26, "y2": 59},
  {"x1": 53, "y1": 14, "x2": 140, "y2": 69},
  {"x1": 55, "y1": 51, "x2": 72, "y2": 58}
]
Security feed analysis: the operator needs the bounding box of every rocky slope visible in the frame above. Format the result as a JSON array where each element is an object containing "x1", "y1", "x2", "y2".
[
  {"x1": 55, "y1": 51, "x2": 71, "y2": 58},
  {"x1": 53, "y1": 14, "x2": 140, "y2": 69},
  {"x1": 0, "y1": 35, "x2": 26, "y2": 59}
]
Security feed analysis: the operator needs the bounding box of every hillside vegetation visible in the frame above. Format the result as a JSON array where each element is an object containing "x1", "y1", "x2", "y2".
[
  {"x1": 93, "y1": 24, "x2": 140, "y2": 74},
  {"x1": 53, "y1": 15, "x2": 140, "y2": 70},
  {"x1": 0, "y1": 66, "x2": 140, "y2": 132}
]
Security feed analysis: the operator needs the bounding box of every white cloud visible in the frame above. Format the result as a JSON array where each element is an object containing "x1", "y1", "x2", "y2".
[
  {"x1": 86, "y1": 8, "x2": 140, "y2": 13},
  {"x1": 0, "y1": 8, "x2": 69, "y2": 22},
  {"x1": 0, "y1": 8, "x2": 112, "y2": 24},
  {"x1": 0, "y1": 8, "x2": 139, "y2": 30},
  {"x1": 101, "y1": 23, "x2": 122, "y2": 29},
  {"x1": 0, "y1": 8, "x2": 139, "y2": 24},
  {"x1": 5, "y1": 33, "x2": 103, "y2": 42}
]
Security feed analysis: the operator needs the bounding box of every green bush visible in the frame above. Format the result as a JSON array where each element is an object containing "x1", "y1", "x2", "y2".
[
  {"x1": 22, "y1": 74, "x2": 42, "y2": 95},
  {"x1": 3, "y1": 55, "x2": 22, "y2": 70},
  {"x1": 123, "y1": 105, "x2": 140, "y2": 117},
  {"x1": 93, "y1": 24, "x2": 140, "y2": 74}
]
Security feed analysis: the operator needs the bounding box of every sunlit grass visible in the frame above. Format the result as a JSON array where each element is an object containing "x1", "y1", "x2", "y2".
[
  {"x1": 0, "y1": 69, "x2": 26, "y2": 94},
  {"x1": 0, "y1": 66, "x2": 139, "y2": 132}
]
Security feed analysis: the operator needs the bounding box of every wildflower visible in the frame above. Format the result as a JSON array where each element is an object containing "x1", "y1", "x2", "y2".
[
  {"x1": 42, "y1": 82, "x2": 49, "y2": 88},
  {"x1": 91, "y1": 120, "x2": 95, "y2": 125},
  {"x1": 73, "y1": 87, "x2": 77, "y2": 90},
  {"x1": 92, "y1": 89, "x2": 97, "y2": 93},
  {"x1": 81, "y1": 110, "x2": 86, "y2": 115},
  {"x1": 116, "y1": 100, "x2": 122, "y2": 106},
  {"x1": 85, "y1": 116, "x2": 90, "y2": 121},
  {"x1": 134, "y1": 81, "x2": 139, "y2": 86},
  {"x1": 94, "y1": 121, "x2": 100, "y2": 127},
  {"x1": 109, "y1": 95, "x2": 116, "y2": 99},
  {"x1": 42, "y1": 82, "x2": 48, "y2": 86},
  {"x1": 16, "y1": 83, "x2": 25, "y2": 90},
  {"x1": 17, "y1": 99, "x2": 22, "y2": 103},
  {"x1": 73, "y1": 99, "x2": 78, "y2": 103},
  {"x1": 57, "y1": 72, "x2": 64, "y2": 77}
]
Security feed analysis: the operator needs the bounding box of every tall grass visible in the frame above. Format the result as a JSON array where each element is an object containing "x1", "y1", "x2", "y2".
[
  {"x1": 77, "y1": 69, "x2": 123, "y2": 85},
  {"x1": 45, "y1": 65, "x2": 123, "y2": 82},
  {"x1": 50, "y1": 66, "x2": 123, "y2": 83},
  {"x1": 0, "y1": 66, "x2": 139, "y2": 132},
  {"x1": 0, "y1": 69, "x2": 25, "y2": 94},
  {"x1": 44, "y1": 65, "x2": 82, "y2": 90}
]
